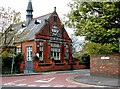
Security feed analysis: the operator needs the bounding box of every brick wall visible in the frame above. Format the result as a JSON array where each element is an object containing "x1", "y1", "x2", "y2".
[
  {"x1": 90, "y1": 54, "x2": 120, "y2": 78},
  {"x1": 20, "y1": 60, "x2": 88, "y2": 73},
  {"x1": 35, "y1": 60, "x2": 87, "y2": 72}
]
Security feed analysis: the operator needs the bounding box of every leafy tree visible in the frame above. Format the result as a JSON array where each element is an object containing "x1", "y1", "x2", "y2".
[
  {"x1": 65, "y1": 1, "x2": 120, "y2": 53},
  {"x1": 83, "y1": 42, "x2": 116, "y2": 55},
  {"x1": 0, "y1": 7, "x2": 22, "y2": 53}
]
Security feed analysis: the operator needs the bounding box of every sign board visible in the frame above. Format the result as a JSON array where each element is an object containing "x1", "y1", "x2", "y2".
[
  {"x1": 101, "y1": 57, "x2": 110, "y2": 60},
  {"x1": 36, "y1": 53, "x2": 39, "y2": 58}
]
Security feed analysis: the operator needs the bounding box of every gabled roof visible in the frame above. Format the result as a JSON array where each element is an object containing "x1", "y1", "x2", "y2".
[{"x1": 17, "y1": 13, "x2": 52, "y2": 42}]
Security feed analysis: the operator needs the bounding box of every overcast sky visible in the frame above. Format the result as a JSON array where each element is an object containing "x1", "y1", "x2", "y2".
[
  {"x1": 0, "y1": 0, "x2": 75, "y2": 35},
  {"x1": 0, "y1": 0, "x2": 85, "y2": 51}
]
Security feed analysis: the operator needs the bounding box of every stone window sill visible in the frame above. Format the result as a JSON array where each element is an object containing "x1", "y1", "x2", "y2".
[
  {"x1": 38, "y1": 63, "x2": 52, "y2": 66},
  {"x1": 55, "y1": 63, "x2": 65, "y2": 65},
  {"x1": 68, "y1": 62, "x2": 76, "y2": 65}
]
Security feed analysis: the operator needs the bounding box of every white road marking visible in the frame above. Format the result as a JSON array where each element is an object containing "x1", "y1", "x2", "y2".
[
  {"x1": 40, "y1": 84, "x2": 51, "y2": 87},
  {"x1": 35, "y1": 77, "x2": 56, "y2": 83},
  {"x1": 27, "y1": 85, "x2": 37, "y2": 87},
  {"x1": 94, "y1": 85, "x2": 107, "y2": 88},
  {"x1": 4, "y1": 79, "x2": 25, "y2": 86},
  {"x1": 4, "y1": 82, "x2": 15, "y2": 86},
  {"x1": 15, "y1": 84, "x2": 27, "y2": 86},
  {"x1": 53, "y1": 85, "x2": 64, "y2": 87}
]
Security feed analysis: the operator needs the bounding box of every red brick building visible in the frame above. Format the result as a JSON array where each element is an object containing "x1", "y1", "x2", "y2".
[{"x1": 16, "y1": 0, "x2": 87, "y2": 72}]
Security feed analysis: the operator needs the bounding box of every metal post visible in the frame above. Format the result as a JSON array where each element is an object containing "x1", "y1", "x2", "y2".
[
  {"x1": 11, "y1": 55, "x2": 14, "y2": 74},
  {"x1": 11, "y1": 37, "x2": 15, "y2": 74}
]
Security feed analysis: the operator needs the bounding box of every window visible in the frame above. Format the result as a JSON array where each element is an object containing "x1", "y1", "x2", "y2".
[
  {"x1": 54, "y1": 15, "x2": 57, "y2": 22},
  {"x1": 50, "y1": 25, "x2": 61, "y2": 41},
  {"x1": 65, "y1": 45, "x2": 69, "y2": 59},
  {"x1": 51, "y1": 25, "x2": 60, "y2": 37},
  {"x1": 51, "y1": 43, "x2": 60, "y2": 60},
  {"x1": 16, "y1": 47, "x2": 21, "y2": 54},
  {"x1": 39, "y1": 42, "x2": 43, "y2": 61},
  {"x1": 26, "y1": 46, "x2": 32, "y2": 61}
]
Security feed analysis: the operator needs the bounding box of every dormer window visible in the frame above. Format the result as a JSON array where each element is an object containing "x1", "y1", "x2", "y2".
[
  {"x1": 35, "y1": 19, "x2": 41, "y2": 24},
  {"x1": 22, "y1": 24, "x2": 26, "y2": 27}
]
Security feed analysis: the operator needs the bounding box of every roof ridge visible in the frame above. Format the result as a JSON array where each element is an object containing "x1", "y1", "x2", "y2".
[{"x1": 33, "y1": 12, "x2": 53, "y2": 20}]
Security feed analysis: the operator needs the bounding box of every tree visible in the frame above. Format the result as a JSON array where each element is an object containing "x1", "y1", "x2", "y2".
[
  {"x1": 65, "y1": 1, "x2": 120, "y2": 53},
  {"x1": 0, "y1": 7, "x2": 22, "y2": 53},
  {"x1": 83, "y1": 42, "x2": 116, "y2": 55}
]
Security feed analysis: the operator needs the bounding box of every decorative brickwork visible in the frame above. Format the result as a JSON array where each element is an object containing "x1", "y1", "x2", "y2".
[{"x1": 90, "y1": 54, "x2": 120, "y2": 78}]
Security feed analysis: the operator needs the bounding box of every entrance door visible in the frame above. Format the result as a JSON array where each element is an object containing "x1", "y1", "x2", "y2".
[
  {"x1": 24, "y1": 61, "x2": 34, "y2": 73},
  {"x1": 24, "y1": 46, "x2": 34, "y2": 73}
]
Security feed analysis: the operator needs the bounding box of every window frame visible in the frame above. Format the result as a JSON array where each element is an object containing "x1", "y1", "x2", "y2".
[
  {"x1": 39, "y1": 42, "x2": 44, "y2": 61},
  {"x1": 16, "y1": 47, "x2": 21, "y2": 54},
  {"x1": 26, "y1": 46, "x2": 32, "y2": 61},
  {"x1": 51, "y1": 43, "x2": 60, "y2": 60}
]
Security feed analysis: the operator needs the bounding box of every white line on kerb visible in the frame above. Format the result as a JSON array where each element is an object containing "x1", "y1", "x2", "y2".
[
  {"x1": 39, "y1": 84, "x2": 51, "y2": 87},
  {"x1": 27, "y1": 85, "x2": 37, "y2": 87},
  {"x1": 53, "y1": 85, "x2": 64, "y2": 87}
]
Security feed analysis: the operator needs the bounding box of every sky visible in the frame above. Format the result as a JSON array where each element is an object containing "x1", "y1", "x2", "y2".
[
  {"x1": 0, "y1": 0, "x2": 85, "y2": 51},
  {"x1": 0, "y1": 0, "x2": 74, "y2": 35}
]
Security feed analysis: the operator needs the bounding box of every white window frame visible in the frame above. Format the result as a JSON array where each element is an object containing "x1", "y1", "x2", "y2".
[
  {"x1": 39, "y1": 42, "x2": 43, "y2": 61},
  {"x1": 51, "y1": 43, "x2": 60, "y2": 60},
  {"x1": 26, "y1": 46, "x2": 32, "y2": 61},
  {"x1": 16, "y1": 47, "x2": 21, "y2": 54}
]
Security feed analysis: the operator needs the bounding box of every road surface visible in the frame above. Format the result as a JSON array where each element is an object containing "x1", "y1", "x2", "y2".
[{"x1": 2, "y1": 69, "x2": 106, "y2": 88}]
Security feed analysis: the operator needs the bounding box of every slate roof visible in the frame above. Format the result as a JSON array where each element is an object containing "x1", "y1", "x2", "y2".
[{"x1": 17, "y1": 13, "x2": 52, "y2": 42}]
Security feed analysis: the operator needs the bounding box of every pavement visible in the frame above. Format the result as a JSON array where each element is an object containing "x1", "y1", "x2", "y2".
[
  {"x1": 2, "y1": 69, "x2": 120, "y2": 88},
  {"x1": 72, "y1": 73, "x2": 120, "y2": 88},
  {"x1": 71, "y1": 70, "x2": 120, "y2": 88}
]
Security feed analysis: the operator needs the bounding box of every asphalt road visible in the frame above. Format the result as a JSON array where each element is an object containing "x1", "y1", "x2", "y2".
[{"x1": 1, "y1": 69, "x2": 110, "y2": 88}]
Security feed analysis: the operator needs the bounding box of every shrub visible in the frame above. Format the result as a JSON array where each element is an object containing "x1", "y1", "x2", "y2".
[
  {"x1": 14, "y1": 53, "x2": 24, "y2": 73},
  {"x1": 2, "y1": 51, "x2": 13, "y2": 74}
]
